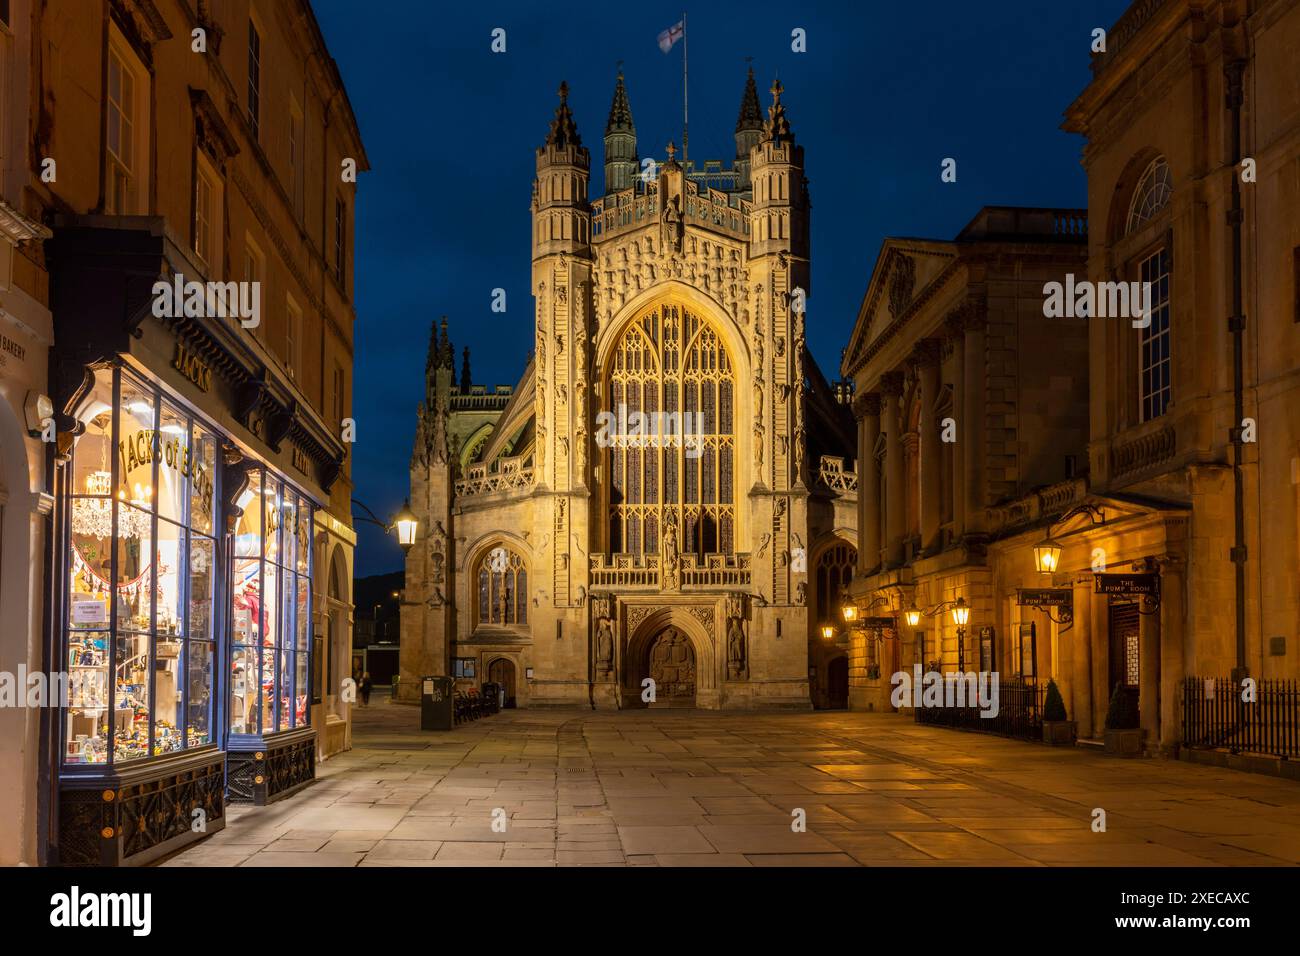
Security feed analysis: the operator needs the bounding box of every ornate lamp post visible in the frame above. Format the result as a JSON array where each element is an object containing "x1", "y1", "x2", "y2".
[
  {"x1": 353, "y1": 497, "x2": 419, "y2": 554},
  {"x1": 1033, "y1": 503, "x2": 1105, "y2": 574}
]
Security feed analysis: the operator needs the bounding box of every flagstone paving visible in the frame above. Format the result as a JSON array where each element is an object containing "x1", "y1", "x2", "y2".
[{"x1": 161, "y1": 693, "x2": 1300, "y2": 867}]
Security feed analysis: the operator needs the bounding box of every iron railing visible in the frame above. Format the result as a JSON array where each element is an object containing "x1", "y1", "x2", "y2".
[
  {"x1": 915, "y1": 675, "x2": 1045, "y2": 742},
  {"x1": 1182, "y1": 676, "x2": 1300, "y2": 760}
]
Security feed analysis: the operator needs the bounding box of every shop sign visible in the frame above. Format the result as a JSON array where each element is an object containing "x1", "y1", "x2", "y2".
[
  {"x1": 863, "y1": 617, "x2": 895, "y2": 629},
  {"x1": 118, "y1": 429, "x2": 215, "y2": 518},
  {"x1": 1016, "y1": 588, "x2": 1072, "y2": 608},
  {"x1": 1093, "y1": 573, "x2": 1159, "y2": 596},
  {"x1": 292, "y1": 445, "x2": 309, "y2": 474},
  {"x1": 172, "y1": 341, "x2": 213, "y2": 392}
]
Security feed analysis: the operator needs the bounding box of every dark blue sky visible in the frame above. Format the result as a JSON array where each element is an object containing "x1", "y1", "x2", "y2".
[{"x1": 311, "y1": 0, "x2": 1130, "y2": 576}]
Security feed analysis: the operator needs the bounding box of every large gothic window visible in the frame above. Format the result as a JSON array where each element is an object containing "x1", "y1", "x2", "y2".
[
  {"x1": 606, "y1": 302, "x2": 735, "y2": 557},
  {"x1": 815, "y1": 542, "x2": 856, "y2": 627},
  {"x1": 475, "y1": 546, "x2": 527, "y2": 627}
]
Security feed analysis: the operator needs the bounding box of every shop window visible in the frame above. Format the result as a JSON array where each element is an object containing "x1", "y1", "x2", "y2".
[
  {"x1": 231, "y1": 468, "x2": 313, "y2": 736},
  {"x1": 474, "y1": 545, "x2": 527, "y2": 628},
  {"x1": 64, "y1": 366, "x2": 217, "y2": 765}
]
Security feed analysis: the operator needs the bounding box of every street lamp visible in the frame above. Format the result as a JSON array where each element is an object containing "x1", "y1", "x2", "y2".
[
  {"x1": 1034, "y1": 503, "x2": 1105, "y2": 574},
  {"x1": 841, "y1": 602, "x2": 859, "y2": 625},
  {"x1": 820, "y1": 624, "x2": 836, "y2": 640},
  {"x1": 950, "y1": 597, "x2": 970, "y2": 627},
  {"x1": 907, "y1": 596, "x2": 973, "y2": 671},
  {"x1": 353, "y1": 497, "x2": 420, "y2": 554},
  {"x1": 903, "y1": 604, "x2": 922, "y2": 628}
]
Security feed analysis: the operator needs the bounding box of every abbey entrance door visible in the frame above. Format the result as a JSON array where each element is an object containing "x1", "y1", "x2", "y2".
[
  {"x1": 648, "y1": 627, "x2": 695, "y2": 705},
  {"x1": 488, "y1": 658, "x2": 517, "y2": 708}
]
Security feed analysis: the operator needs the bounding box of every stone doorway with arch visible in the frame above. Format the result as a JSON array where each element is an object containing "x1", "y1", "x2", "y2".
[
  {"x1": 622, "y1": 607, "x2": 718, "y2": 709},
  {"x1": 487, "y1": 657, "x2": 518, "y2": 708}
]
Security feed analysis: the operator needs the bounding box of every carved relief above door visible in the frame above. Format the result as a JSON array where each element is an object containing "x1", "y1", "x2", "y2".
[{"x1": 648, "y1": 627, "x2": 696, "y2": 702}]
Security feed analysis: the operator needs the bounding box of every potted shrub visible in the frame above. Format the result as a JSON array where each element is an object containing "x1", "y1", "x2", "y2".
[
  {"x1": 1041, "y1": 679, "x2": 1076, "y2": 746},
  {"x1": 1103, "y1": 684, "x2": 1143, "y2": 756}
]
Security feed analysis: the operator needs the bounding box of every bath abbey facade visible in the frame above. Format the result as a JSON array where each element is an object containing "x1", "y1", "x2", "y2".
[{"x1": 397, "y1": 72, "x2": 857, "y2": 709}]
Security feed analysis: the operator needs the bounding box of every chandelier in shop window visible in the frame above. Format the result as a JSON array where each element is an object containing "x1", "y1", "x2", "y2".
[{"x1": 71, "y1": 429, "x2": 153, "y2": 541}]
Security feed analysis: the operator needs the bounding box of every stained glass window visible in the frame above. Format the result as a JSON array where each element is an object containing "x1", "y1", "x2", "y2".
[
  {"x1": 607, "y1": 302, "x2": 735, "y2": 557},
  {"x1": 475, "y1": 546, "x2": 528, "y2": 627}
]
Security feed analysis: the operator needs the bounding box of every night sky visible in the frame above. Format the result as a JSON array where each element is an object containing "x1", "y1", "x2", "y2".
[{"x1": 310, "y1": 0, "x2": 1130, "y2": 576}]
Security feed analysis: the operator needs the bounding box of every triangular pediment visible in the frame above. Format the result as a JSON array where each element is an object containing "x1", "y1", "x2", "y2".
[{"x1": 841, "y1": 238, "x2": 956, "y2": 378}]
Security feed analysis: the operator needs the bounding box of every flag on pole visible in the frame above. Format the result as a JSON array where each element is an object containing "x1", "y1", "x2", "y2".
[{"x1": 658, "y1": 20, "x2": 684, "y2": 53}]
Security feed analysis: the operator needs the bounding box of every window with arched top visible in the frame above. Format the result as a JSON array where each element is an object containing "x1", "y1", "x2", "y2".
[
  {"x1": 814, "y1": 541, "x2": 857, "y2": 628},
  {"x1": 1125, "y1": 157, "x2": 1172, "y2": 235},
  {"x1": 605, "y1": 301, "x2": 736, "y2": 557},
  {"x1": 475, "y1": 546, "x2": 528, "y2": 627},
  {"x1": 1121, "y1": 156, "x2": 1174, "y2": 422}
]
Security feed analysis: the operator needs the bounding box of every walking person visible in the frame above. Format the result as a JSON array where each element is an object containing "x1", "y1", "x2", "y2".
[{"x1": 360, "y1": 671, "x2": 373, "y2": 707}]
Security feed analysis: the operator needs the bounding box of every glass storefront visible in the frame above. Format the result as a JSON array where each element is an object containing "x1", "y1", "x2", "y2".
[
  {"x1": 230, "y1": 467, "x2": 313, "y2": 737},
  {"x1": 61, "y1": 362, "x2": 313, "y2": 767}
]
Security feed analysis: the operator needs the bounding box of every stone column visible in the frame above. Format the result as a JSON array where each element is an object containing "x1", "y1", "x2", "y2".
[
  {"x1": 961, "y1": 305, "x2": 986, "y2": 533},
  {"x1": 1158, "y1": 555, "x2": 1186, "y2": 752},
  {"x1": 1071, "y1": 574, "x2": 1094, "y2": 736},
  {"x1": 1139, "y1": 597, "x2": 1160, "y2": 750},
  {"x1": 1091, "y1": 591, "x2": 1111, "y2": 738},
  {"x1": 944, "y1": 316, "x2": 966, "y2": 538},
  {"x1": 880, "y1": 371, "x2": 906, "y2": 568},
  {"x1": 915, "y1": 340, "x2": 943, "y2": 554},
  {"x1": 854, "y1": 392, "x2": 882, "y2": 573}
]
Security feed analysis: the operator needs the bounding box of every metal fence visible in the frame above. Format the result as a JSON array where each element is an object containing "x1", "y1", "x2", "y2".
[
  {"x1": 1182, "y1": 676, "x2": 1300, "y2": 759},
  {"x1": 915, "y1": 675, "x2": 1045, "y2": 741}
]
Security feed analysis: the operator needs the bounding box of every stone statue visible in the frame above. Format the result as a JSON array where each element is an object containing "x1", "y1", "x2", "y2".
[
  {"x1": 596, "y1": 617, "x2": 614, "y2": 674},
  {"x1": 661, "y1": 521, "x2": 680, "y2": 591},
  {"x1": 661, "y1": 196, "x2": 684, "y2": 253},
  {"x1": 727, "y1": 617, "x2": 746, "y2": 679}
]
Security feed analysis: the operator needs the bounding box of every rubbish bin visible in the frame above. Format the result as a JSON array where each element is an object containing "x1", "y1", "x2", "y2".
[
  {"x1": 420, "y1": 675, "x2": 454, "y2": 731},
  {"x1": 482, "y1": 682, "x2": 501, "y2": 714}
]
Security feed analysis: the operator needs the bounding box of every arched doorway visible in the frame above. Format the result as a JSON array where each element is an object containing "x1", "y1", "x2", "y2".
[
  {"x1": 827, "y1": 656, "x2": 849, "y2": 709},
  {"x1": 647, "y1": 627, "x2": 696, "y2": 706},
  {"x1": 487, "y1": 658, "x2": 517, "y2": 708}
]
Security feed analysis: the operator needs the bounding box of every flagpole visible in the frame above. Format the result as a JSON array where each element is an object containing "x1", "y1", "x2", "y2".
[{"x1": 682, "y1": 10, "x2": 688, "y2": 165}]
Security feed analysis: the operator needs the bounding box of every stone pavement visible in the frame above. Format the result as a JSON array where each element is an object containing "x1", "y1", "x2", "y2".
[{"x1": 162, "y1": 692, "x2": 1300, "y2": 867}]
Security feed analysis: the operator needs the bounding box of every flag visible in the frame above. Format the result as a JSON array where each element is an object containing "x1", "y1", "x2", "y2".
[{"x1": 658, "y1": 20, "x2": 684, "y2": 53}]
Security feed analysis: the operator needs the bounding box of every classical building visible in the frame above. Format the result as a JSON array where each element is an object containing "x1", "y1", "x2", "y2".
[
  {"x1": 27, "y1": 0, "x2": 365, "y2": 864},
  {"x1": 400, "y1": 71, "x2": 856, "y2": 709},
  {"x1": 1052, "y1": 0, "x2": 1300, "y2": 751},
  {"x1": 841, "y1": 207, "x2": 1090, "y2": 712}
]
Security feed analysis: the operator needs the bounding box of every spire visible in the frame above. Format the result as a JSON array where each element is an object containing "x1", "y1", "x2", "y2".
[
  {"x1": 763, "y1": 77, "x2": 793, "y2": 145},
  {"x1": 425, "y1": 317, "x2": 441, "y2": 374},
  {"x1": 545, "y1": 81, "x2": 582, "y2": 148},
  {"x1": 605, "y1": 69, "x2": 634, "y2": 134},
  {"x1": 735, "y1": 66, "x2": 763, "y2": 135},
  {"x1": 437, "y1": 317, "x2": 454, "y2": 369},
  {"x1": 461, "y1": 346, "x2": 472, "y2": 391}
]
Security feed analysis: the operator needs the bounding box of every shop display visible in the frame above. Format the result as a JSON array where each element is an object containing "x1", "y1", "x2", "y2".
[{"x1": 61, "y1": 366, "x2": 315, "y2": 768}]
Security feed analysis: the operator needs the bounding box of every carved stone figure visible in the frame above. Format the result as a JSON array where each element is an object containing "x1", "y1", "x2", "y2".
[
  {"x1": 661, "y1": 195, "x2": 684, "y2": 253},
  {"x1": 727, "y1": 616, "x2": 747, "y2": 679},
  {"x1": 596, "y1": 616, "x2": 614, "y2": 674},
  {"x1": 661, "y1": 521, "x2": 680, "y2": 591}
]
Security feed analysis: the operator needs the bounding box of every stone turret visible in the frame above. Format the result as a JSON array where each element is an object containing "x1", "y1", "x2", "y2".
[
  {"x1": 733, "y1": 67, "x2": 764, "y2": 193},
  {"x1": 603, "y1": 70, "x2": 638, "y2": 194}
]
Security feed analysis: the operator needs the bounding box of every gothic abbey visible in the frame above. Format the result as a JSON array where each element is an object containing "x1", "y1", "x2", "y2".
[{"x1": 398, "y1": 71, "x2": 857, "y2": 709}]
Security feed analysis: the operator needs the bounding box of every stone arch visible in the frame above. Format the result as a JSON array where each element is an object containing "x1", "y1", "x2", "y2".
[
  {"x1": 1106, "y1": 148, "x2": 1175, "y2": 245},
  {"x1": 484, "y1": 654, "x2": 521, "y2": 707},
  {"x1": 459, "y1": 422, "x2": 495, "y2": 471},
  {"x1": 597, "y1": 280, "x2": 748, "y2": 373},
  {"x1": 458, "y1": 528, "x2": 533, "y2": 573},
  {"x1": 623, "y1": 606, "x2": 718, "y2": 704}
]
